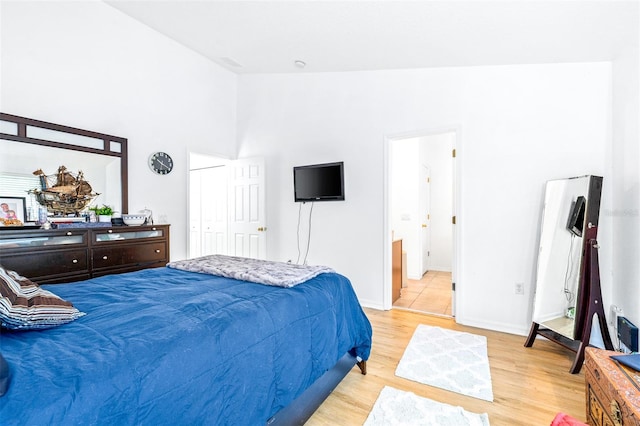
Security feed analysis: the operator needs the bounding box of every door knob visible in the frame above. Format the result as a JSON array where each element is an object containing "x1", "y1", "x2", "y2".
[{"x1": 257, "y1": 227, "x2": 267, "y2": 232}]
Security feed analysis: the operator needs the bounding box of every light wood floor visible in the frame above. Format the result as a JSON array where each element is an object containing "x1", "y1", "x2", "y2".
[
  {"x1": 393, "y1": 271, "x2": 452, "y2": 316},
  {"x1": 306, "y1": 308, "x2": 586, "y2": 425}
]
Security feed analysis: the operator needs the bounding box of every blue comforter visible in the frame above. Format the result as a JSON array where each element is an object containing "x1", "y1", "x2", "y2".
[{"x1": 0, "y1": 267, "x2": 372, "y2": 425}]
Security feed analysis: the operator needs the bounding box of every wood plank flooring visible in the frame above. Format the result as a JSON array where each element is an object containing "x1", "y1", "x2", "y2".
[{"x1": 306, "y1": 308, "x2": 586, "y2": 425}]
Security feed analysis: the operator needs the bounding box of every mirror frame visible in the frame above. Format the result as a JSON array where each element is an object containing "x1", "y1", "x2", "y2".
[
  {"x1": 0, "y1": 112, "x2": 128, "y2": 214},
  {"x1": 573, "y1": 175, "x2": 603, "y2": 338},
  {"x1": 525, "y1": 175, "x2": 611, "y2": 374},
  {"x1": 530, "y1": 175, "x2": 602, "y2": 340}
]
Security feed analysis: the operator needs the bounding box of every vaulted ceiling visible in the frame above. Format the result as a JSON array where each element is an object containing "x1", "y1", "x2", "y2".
[{"x1": 105, "y1": 0, "x2": 638, "y2": 74}]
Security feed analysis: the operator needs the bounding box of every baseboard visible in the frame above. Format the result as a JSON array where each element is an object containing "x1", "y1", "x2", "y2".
[
  {"x1": 360, "y1": 300, "x2": 385, "y2": 310},
  {"x1": 456, "y1": 316, "x2": 530, "y2": 337}
]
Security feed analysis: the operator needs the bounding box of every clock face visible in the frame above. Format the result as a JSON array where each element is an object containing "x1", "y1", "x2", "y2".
[{"x1": 149, "y1": 152, "x2": 173, "y2": 175}]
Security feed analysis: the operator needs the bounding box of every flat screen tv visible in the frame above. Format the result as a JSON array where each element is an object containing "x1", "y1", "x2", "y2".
[
  {"x1": 293, "y1": 162, "x2": 345, "y2": 202},
  {"x1": 567, "y1": 196, "x2": 586, "y2": 237}
]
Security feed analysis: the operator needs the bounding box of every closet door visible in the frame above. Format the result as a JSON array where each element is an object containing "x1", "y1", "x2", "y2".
[{"x1": 189, "y1": 167, "x2": 228, "y2": 258}]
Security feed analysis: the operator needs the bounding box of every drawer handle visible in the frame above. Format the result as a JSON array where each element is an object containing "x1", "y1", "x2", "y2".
[
  {"x1": 72, "y1": 259, "x2": 78, "y2": 264},
  {"x1": 155, "y1": 249, "x2": 161, "y2": 253},
  {"x1": 610, "y1": 400, "x2": 622, "y2": 426},
  {"x1": 152, "y1": 227, "x2": 157, "y2": 231},
  {"x1": 108, "y1": 230, "x2": 113, "y2": 234},
  {"x1": 594, "y1": 368, "x2": 600, "y2": 380},
  {"x1": 66, "y1": 232, "x2": 73, "y2": 236},
  {"x1": 102, "y1": 255, "x2": 108, "y2": 260}
]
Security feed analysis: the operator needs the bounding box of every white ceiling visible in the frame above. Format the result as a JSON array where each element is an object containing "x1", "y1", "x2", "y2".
[{"x1": 105, "y1": 0, "x2": 639, "y2": 74}]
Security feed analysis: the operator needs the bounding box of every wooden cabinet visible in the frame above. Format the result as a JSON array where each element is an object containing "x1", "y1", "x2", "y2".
[
  {"x1": 0, "y1": 225, "x2": 170, "y2": 283},
  {"x1": 585, "y1": 347, "x2": 640, "y2": 425},
  {"x1": 392, "y1": 239, "x2": 402, "y2": 303}
]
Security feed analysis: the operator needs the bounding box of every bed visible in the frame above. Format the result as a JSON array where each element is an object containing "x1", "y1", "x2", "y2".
[{"x1": 0, "y1": 256, "x2": 372, "y2": 425}]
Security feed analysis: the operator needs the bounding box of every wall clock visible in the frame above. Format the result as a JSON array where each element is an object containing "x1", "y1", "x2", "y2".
[{"x1": 149, "y1": 152, "x2": 173, "y2": 175}]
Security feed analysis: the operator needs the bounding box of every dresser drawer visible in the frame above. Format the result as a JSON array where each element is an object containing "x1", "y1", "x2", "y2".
[
  {"x1": 588, "y1": 382, "x2": 617, "y2": 426},
  {"x1": 0, "y1": 249, "x2": 89, "y2": 280},
  {"x1": 92, "y1": 242, "x2": 167, "y2": 270}
]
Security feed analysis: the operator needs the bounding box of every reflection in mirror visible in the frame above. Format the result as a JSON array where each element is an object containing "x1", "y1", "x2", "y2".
[
  {"x1": 531, "y1": 175, "x2": 596, "y2": 340},
  {"x1": 0, "y1": 139, "x2": 122, "y2": 220}
]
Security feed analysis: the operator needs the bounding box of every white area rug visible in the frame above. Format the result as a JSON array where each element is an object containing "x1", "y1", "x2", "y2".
[
  {"x1": 364, "y1": 386, "x2": 490, "y2": 426},
  {"x1": 395, "y1": 325, "x2": 494, "y2": 402}
]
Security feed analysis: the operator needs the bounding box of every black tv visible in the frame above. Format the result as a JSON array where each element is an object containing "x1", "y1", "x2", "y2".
[
  {"x1": 293, "y1": 162, "x2": 345, "y2": 202},
  {"x1": 567, "y1": 196, "x2": 586, "y2": 237}
]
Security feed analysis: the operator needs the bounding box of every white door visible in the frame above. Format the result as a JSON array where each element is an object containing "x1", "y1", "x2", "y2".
[
  {"x1": 201, "y1": 166, "x2": 228, "y2": 255},
  {"x1": 420, "y1": 165, "x2": 431, "y2": 275},
  {"x1": 190, "y1": 166, "x2": 229, "y2": 258},
  {"x1": 227, "y1": 158, "x2": 267, "y2": 259}
]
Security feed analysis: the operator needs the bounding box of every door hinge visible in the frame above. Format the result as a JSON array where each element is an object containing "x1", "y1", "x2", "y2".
[
  {"x1": 452, "y1": 216, "x2": 456, "y2": 225},
  {"x1": 452, "y1": 149, "x2": 456, "y2": 158},
  {"x1": 452, "y1": 282, "x2": 456, "y2": 291}
]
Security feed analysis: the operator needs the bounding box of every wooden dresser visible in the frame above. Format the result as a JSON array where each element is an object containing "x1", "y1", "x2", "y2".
[
  {"x1": 585, "y1": 347, "x2": 640, "y2": 425},
  {"x1": 0, "y1": 224, "x2": 170, "y2": 283}
]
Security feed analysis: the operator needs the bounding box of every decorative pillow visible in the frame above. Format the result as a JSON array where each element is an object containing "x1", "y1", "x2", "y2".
[
  {"x1": 0, "y1": 265, "x2": 85, "y2": 330},
  {"x1": 0, "y1": 352, "x2": 9, "y2": 396}
]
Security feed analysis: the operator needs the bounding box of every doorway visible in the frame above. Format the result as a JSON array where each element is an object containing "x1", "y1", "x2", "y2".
[
  {"x1": 188, "y1": 152, "x2": 267, "y2": 260},
  {"x1": 189, "y1": 152, "x2": 229, "y2": 258},
  {"x1": 386, "y1": 131, "x2": 457, "y2": 316}
]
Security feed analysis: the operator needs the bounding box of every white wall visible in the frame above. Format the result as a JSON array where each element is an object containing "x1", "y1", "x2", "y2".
[
  {"x1": 1, "y1": 0, "x2": 238, "y2": 261},
  {"x1": 611, "y1": 43, "x2": 640, "y2": 330},
  {"x1": 390, "y1": 138, "x2": 421, "y2": 278},
  {"x1": 237, "y1": 63, "x2": 612, "y2": 335}
]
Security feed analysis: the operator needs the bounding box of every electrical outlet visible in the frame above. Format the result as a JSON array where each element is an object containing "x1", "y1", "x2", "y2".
[
  {"x1": 610, "y1": 305, "x2": 623, "y2": 327},
  {"x1": 515, "y1": 282, "x2": 524, "y2": 295}
]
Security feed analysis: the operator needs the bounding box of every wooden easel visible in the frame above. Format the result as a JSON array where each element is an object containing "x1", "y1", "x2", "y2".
[{"x1": 525, "y1": 233, "x2": 613, "y2": 374}]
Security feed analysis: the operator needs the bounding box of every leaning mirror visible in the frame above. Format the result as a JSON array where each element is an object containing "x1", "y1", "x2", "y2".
[{"x1": 531, "y1": 175, "x2": 600, "y2": 339}]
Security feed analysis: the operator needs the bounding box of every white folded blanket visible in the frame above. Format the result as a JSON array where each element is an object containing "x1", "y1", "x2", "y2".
[{"x1": 167, "y1": 254, "x2": 334, "y2": 288}]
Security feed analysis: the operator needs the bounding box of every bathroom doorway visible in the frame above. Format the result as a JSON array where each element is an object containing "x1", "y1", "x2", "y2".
[{"x1": 388, "y1": 131, "x2": 457, "y2": 316}]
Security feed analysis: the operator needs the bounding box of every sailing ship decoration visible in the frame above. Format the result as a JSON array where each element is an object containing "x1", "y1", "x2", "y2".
[{"x1": 30, "y1": 166, "x2": 99, "y2": 215}]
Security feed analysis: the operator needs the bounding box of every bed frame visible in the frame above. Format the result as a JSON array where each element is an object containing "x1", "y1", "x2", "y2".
[{"x1": 268, "y1": 353, "x2": 366, "y2": 425}]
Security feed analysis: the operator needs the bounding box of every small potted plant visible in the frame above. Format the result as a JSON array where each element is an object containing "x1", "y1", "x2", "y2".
[{"x1": 90, "y1": 205, "x2": 113, "y2": 223}]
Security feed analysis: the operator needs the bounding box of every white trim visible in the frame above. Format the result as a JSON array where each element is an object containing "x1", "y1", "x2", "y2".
[{"x1": 382, "y1": 134, "x2": 392, "y2": 310}]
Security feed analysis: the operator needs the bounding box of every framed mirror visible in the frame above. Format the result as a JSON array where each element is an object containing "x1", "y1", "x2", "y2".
[{"x1": 0, "y1": 113, "x2": 128, "y2": 222}]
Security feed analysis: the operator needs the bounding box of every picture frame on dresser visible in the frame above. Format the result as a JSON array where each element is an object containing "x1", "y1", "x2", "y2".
[{"x1": 0, "y1": 196, "x2": 26, "y2": 225}]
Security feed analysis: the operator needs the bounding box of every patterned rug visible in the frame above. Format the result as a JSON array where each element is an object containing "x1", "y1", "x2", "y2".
[
  {"x1": 364, "y1": 386, "x2": 490, "y2": 426},
  {"x1": 395, "y1": 325, "x2": 494, "y2": 402}
]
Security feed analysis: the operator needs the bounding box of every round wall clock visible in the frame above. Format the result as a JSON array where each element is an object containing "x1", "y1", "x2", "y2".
[{"x1": 149, "y1": 152, "x2": 173, "y2": 175}]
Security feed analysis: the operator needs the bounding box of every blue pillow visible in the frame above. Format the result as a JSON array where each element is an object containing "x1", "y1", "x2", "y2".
[{"x1": 0, "y1": 352, "x2": 9, "y2": 396}]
